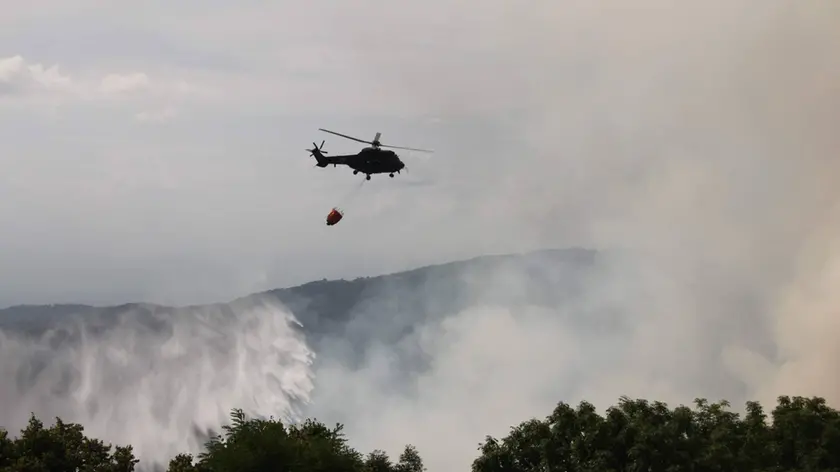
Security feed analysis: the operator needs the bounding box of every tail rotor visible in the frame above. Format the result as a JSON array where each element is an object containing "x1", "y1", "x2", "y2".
[
  {"x1": 307, "y1": 140, "x2": 329, "y2": 167},
  {"x1": 306, "y1": 139, "x2": 328, "y2": 157}
]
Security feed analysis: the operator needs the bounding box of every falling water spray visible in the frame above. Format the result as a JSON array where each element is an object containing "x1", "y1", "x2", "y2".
[{"x1": 0, "y1": 297, "x2": 316, "y2": 470}]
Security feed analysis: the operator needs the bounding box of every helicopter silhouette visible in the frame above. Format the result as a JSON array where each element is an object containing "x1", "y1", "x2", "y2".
[{"x1": 307, "y1": 128, "x2": 433, "y2": 180}]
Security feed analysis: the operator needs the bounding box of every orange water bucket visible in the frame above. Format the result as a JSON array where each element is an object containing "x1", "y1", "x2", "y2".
[{"x1": 326, "y1": 207, "x2": 344, "y2": 225}]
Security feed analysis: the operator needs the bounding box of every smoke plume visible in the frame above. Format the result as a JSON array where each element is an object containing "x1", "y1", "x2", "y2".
[
  {"x1": 1, "y1": 2, "x2": 839, "y2": 472},
  {"x1": 0, "y1": 299, "x2": 315, "y2": 469},
  {"x1": 299, "y1": 1, "x2": 840, "y2": 470}
]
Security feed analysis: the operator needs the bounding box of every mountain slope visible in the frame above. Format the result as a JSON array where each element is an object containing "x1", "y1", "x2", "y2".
[
  {"x1": 0, "y1": 246, "x2": 607, "y2": 437},
  {"x1": 0, "y1": 248, "x2": 601, "y2": 354}
]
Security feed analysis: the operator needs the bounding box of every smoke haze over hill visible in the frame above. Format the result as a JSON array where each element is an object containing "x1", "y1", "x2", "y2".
[{"x1": 2, "y1": 1, "x2": 840, "y2": 471}]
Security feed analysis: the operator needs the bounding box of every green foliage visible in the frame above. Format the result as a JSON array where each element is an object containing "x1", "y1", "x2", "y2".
[
  {"x1": 163, "y1": 409, "x2": 420, "y2": 472},
  {"x1": 3, "y1": 395, "x2": 839, "y2": 472},
  {"x1": 395, "y1": 445, "x2": 426, "y2": 472},
  {"x1": 0, "y1": 413, "x2": 138, "y2": 471},
  {"x1": 0, "y1": 409, "x2": 423, "y2": 472},
  {"x1": 472, "y1": 395, "x2": 840, "y2": 472}
]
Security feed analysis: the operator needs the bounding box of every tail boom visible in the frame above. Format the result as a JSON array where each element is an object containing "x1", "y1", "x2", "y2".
[
  {"x1": 310, "y1": 148, "x2": 348, "y2": 168},
  {"x1": 312, "y1": 148, "x2": 330, "y2": 167}
]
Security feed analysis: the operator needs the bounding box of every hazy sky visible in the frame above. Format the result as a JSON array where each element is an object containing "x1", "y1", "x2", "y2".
[
  {"x1": 0, "y1": 0, "x2": 594, "y2": 307},
  {"x1": 1, "y1": 1, "x2": 838, "y2": 311}
]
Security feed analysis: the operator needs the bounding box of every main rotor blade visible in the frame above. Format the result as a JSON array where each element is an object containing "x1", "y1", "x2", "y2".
[
  {"x1": 318, "y1": 128, "x2": 373, "y2": 145},
  {"x1": 380, "y1": 144, "x2": 434, "y2": 153},
  {"x1": 319, "y1": 128, "x2": 433, "y2": 152}
]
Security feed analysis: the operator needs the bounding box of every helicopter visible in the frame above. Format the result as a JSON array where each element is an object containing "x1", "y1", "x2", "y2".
[{"x1": 307, "y1": 128, "x2": 433, "y2": 180}]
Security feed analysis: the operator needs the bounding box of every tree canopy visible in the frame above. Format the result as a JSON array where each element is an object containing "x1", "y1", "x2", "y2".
[
  {"x1": 472, "y1": 395, "x2": 840, "y2": 472},
  {"x1": 1, "y1": 395, "x2": 838, "y2": 471}
]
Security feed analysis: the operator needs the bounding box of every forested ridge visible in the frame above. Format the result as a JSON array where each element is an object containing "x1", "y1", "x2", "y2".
[{"x1": 1, "y1": 394, "x2": 838, "y2": 471}]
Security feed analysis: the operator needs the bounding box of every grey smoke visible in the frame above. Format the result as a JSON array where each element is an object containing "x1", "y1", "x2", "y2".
[
  {"x1": 302, "y1": 1, "x2": 840, "y2": 471},
  {"x1": 1, "y1": 1, "x2": 839, "y2": 472},
  {"x1": 0, "y1": 299, "x2": 315, "y2": 467}
]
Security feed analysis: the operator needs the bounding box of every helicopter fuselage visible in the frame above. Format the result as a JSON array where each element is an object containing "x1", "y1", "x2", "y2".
[
  {"x1": 310, "y1": 146, "x2": 405, "y2": 179},
  {"x1": 348, "y1": 147, "x2": 405, "y2": 174},
  {"x1": 307, "y1": 128, "x2": 431, "y2": 180}
]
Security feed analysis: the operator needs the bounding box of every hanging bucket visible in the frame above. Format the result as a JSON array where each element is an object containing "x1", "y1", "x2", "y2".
[{"x1": 326, "y1": 207, "x2": 344, "y2": 226}]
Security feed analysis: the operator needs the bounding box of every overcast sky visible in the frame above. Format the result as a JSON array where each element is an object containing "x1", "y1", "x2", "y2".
[
  {"x1": 0, "y1": 0, "x2": 547, "y2": 306},
  {"x1": 1, "y1": 0, "x2": 838, "y2": 309}
]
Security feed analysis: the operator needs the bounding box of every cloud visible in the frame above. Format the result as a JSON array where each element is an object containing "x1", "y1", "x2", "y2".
[
  {"x1": 135, "y1": 105, "x2": 177, "y2": 123},
  {"x1": 100, "y1": 72, "x2": 149, "y2": 94},
  {"x1": 0, "y1": 55, "x2": 72, "y2": 95},
  {"x1": 0, "y1": 55, "x2": 23, "y2": 80},
  {"x1": 0, "y1": 54, "x2": 201, "y2": 121}
]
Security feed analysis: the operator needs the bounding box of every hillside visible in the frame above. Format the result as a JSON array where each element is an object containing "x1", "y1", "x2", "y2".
[
  {"x1": 0, "y1": 247, "x2": 608, "y2": 467},
  {"x1": 0, "y1": 246, "x2": 798, "y2": 471},
  {"x1": 0, "y1": 248, "x2": 601, "y2": 362}
]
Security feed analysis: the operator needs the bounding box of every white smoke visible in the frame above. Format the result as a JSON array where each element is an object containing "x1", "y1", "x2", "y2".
[
  {"x1": 301, "y1": 0, "x2": 840, "y2": 466},
  {"x1": 0, "y1": 298, "x2": 315, "y2": 469}
]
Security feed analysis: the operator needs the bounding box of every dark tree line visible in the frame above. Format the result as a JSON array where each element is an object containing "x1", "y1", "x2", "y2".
[
  {"x1": 472, "y1": 395, "x2": 840, "y2": 472},
  {"x1": 0, "y1": 408, "x2": 424, "y2": 472},
  {"x1": 1, "y1": 395, "x2": 838, "y2": 471}
]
